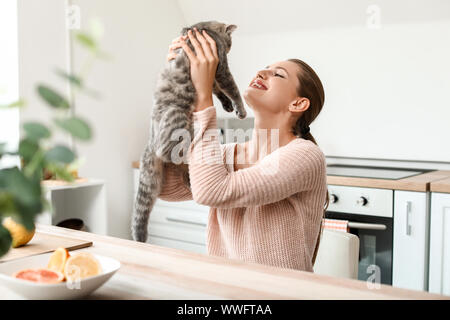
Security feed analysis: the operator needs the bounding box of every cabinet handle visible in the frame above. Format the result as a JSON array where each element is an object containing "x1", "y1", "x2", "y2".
[
  {"x1": 406, "y1": 201, "x2": 412, "y2": 236},
  {"x1": 166, "y1": 217, "x2": 207, "y2": 227}
]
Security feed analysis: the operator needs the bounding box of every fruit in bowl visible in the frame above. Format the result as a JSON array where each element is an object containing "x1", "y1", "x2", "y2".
[
  {"x1": 47, "y1": 247, "x2": 71, "y2": 275},
  {"x1": 13, "y1": 268, "x2": 65, "y2": 284},
  {"x1": 0, "y1": 248, "x2": 120, "y2": 299},
  {"x1": 64, "y1": 252, "x2": 102, "y2": 282},
  {"x1": 12, "y1": 247, "x2": 102, "y2": 283}
]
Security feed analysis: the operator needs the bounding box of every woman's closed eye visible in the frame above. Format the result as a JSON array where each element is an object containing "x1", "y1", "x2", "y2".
[{"x1": 275, "y1": 73, "x2": 284, "y2": 78}]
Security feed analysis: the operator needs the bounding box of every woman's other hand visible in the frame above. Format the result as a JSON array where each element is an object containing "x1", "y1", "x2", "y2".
[
  {"x1": 180, "y1": 28, "x2": 219, "y2": 112},
  {"x1": 167, "y1": 35, "x2": 188, "y2": 61}
]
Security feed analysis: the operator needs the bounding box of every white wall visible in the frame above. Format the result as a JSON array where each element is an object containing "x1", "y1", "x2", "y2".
[
  {"x1": 227, "y1": 21, "x2": 450, "y2": 163},
  {"x1": 177, "y1": 0, "x2": 450, "y2": 164},
  {"x1": 0, "y1": 0, "x2": 20, "y2": 169},
  {"x1": 17, "y1": 0, "x2": 72, "y2": 147},
  {"x1": 70, "y1": 0, "x2": 187, "y2": 239}
]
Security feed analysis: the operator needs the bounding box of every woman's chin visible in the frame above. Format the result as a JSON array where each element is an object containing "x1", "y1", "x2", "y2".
[
  {"x1": 243, "y1": 88, "x2": 261, "y2": 108},
  {"x1": 244, "y1": 90, "x2": 268, "y2": 111}
]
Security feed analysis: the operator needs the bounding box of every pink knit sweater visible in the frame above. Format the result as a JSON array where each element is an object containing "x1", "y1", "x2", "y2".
[{"x1": 159, "y1": 106, "x2": 328, "y2": 272}]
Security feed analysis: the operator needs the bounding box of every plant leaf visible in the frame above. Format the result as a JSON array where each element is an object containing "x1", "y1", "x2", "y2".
[
  {"x1": 0, "y1": 192, "x2": 16, "y2": 215},
  {"x1": 54, "y1": 117, "x2": 92, "y2": 141},
  {"x1": 18, "y1": 139, "x2": 39, "y2": 163},
  {"x1": 0, "y1": 167, "x2": 42, "y2": 230},
  {"x1": 75, "y1": 32, "x2": 97, "y2": 51},
  {"x1": 0, "y1": 99, "x2": 26, "y2": 109},
  {"x1": 36, "y1": 85, "x2": 70, "y2": 109},
  {"x1": 54, "y1": 68, "x2": 101, "y2": 98},
  {"x1": 23, "y1": 122, "x2": 51, "y2": 141},
  {"x1": 0, "y1": 143, "x2": 5, "y2": 158},
  {"x1": 45, "y1": 145, "x2": 75, "y2": 164},
  {"x1": 23, "y1": 149, "x2": 45, "y2": 180},
  {"x1": 54, "y1": 68, "x2": 83, "y2": 88},
  {"x1": 0, "y1": 224, "x2": 12, "y2": 258}
]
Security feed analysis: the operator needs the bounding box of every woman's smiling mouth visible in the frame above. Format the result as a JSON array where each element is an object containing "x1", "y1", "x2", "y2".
[{"x1": 249, "y1": 79, "x2": 268, "y2": 90}]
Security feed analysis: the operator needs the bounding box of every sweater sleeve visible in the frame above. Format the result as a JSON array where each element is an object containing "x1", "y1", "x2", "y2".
[
  {"x1": 158, "y1": 162, "x2": 193, "y2": 201},
  {"x1": 187, "y1": 106, "x2": 326, "y2": 209}
]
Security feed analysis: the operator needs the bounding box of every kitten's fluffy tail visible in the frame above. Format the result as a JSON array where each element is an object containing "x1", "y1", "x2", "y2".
[{"x1": 132, "y1": 145, "x2": 163, "y2": 242}]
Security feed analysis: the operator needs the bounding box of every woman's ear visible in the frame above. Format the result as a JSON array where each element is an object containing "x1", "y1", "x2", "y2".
[{"x1": 288, "y1": 98, "x2": 310, "y2": 113}]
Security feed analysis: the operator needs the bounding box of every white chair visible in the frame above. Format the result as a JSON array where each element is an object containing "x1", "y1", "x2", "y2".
[{"x1": 313, "y1": 229, "x2": 360, "y2": 280}]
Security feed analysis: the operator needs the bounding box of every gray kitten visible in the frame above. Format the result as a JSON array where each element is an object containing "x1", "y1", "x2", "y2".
[{"x1": 132, "y1": 21, "x2": 246, "y2": 242}]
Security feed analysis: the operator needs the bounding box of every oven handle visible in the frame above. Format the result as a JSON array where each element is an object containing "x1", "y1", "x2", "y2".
[{"x1": 347, "y1": 221, "x2": 387, "y2": 231}]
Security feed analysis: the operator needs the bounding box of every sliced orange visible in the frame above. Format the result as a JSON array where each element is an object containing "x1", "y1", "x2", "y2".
[
  {"x1": 47, "y1": 247, "x2": 70, "y2": 274},
  {"x1": 13, "y1": 268, "x2": 64, "y2": 284},
  {"x1": 64, "y1": 252, "x2": 102, "y2": 282}
]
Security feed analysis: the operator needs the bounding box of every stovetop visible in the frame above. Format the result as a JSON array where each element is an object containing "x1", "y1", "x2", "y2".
[{"x1": 326, "y1": 164, "x2": 435, "y2": 180}]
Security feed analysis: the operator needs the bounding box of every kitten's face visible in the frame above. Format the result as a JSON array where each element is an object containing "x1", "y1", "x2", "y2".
[{"x1": 182, "y1": 21, "x2": 237, "y2": 53}]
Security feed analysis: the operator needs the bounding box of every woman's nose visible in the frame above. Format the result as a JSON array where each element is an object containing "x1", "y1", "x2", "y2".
[{"x1": 256, "y1": 70, "x2": 267, "y2": 79}]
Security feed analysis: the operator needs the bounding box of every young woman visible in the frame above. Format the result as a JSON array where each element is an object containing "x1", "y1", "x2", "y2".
[{"x1": 161, "y1": 28, "x2": 329, "y2": 272}]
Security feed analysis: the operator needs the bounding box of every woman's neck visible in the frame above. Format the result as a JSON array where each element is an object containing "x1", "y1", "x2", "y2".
[{"x1": 241, "y1": 114, "x2": 298, "y2": 165}]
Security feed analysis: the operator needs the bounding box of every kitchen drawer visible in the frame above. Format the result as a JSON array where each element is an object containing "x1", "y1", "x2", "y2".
[
  {"x1": 133, "y1": 167, "x2": 209, "y2": 250},
  {"x1": 133, "y1": 168, "x2": 209, "y2": 212},
  {"x1": 156, "y1": 198, "x2": 209, "y2": 212},
  {"x1": 148, "y1": 236, "x2": 206, "y2": 254},
  {"x1": 150, "y1": 204, "x2": 208, "y2": 226},
  {"x1": 148, "y1": 221, "x2": 206, "y2": 245}
]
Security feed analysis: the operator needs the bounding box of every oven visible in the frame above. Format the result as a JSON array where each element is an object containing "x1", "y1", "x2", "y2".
[
  {"x1": 325, "y1": 184, "x2": 394, "y2": 285},
  {"x1": 325, "y1": 210, "x2": 393, "y2": 285}
]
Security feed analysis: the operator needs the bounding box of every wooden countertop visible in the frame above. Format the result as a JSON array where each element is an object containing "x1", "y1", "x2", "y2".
[
  {"x1": 1, "y1": 224, "x2": 447, "y2": 300},
  {"x1": 132, "y1": 160, "x2": 450, "y2": 192},
  {"x1": 326, "y1": 170, "x2": 450, "y2": 192},
  {"x1": 431, "y1": 176, "x2": 450, "y2": 193}
]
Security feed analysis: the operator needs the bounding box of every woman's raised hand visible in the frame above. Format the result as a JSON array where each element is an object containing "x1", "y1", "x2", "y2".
[
  {"x1": 168, "y1": 28, "x2": 219, "y2": 111},
  {"x1": 167, "y1": 35, "x2": 188, "y2": 61}
]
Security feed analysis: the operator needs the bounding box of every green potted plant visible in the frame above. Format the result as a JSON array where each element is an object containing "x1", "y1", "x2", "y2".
[{"x1": 0, "y1": 26, "x2": 109, "y2": 258}]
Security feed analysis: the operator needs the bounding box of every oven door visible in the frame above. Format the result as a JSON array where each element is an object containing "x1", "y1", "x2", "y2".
[{"x1": 325, "y1": 211, "x2": 393, "y2": 285}]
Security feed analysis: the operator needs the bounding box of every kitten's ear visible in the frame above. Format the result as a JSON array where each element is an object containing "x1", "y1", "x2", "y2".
[{"x1": 225, "y1": 24, "x2": 237, "y2": 34}]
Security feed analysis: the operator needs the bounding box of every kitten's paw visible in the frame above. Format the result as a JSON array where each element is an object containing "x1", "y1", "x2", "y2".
[
  {"x1": 222, "y1": 100, "x2": 234, "y2": 112},
  {"x1": 235, "y1": 106, "x2": 247, "y2": 119}
]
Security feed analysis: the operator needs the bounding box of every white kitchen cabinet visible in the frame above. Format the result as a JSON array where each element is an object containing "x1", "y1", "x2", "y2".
[
  {"x1": 35, "y1": 179, "x2": 108, "y2": 235},
  {"x1": 429, "y1": 192, "x2": 450, "y2": 296},
  {"x1": 148, "y1": 236, "x2": 206, "y2": 254},
  {"x1": 132, "y1": 168, "x2": 209, "y2": 252},
  {"x1": 393, "y1": 190, "x2": 429, "y2": 291}
]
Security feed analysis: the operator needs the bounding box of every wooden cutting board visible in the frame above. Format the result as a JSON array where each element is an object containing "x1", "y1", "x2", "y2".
[{"x1": 0, "y1": 232, "x2": 93, "y2": 263}]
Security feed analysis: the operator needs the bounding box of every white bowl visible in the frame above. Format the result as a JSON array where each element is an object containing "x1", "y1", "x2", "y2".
[{"x1": 0, "y1": 252, "x2": 120, "y2": 299}]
